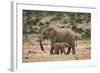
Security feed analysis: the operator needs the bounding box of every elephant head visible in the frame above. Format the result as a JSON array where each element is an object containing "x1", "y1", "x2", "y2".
[{"x1": 39, "y1": 27, "x2": 56, "y2": 52}]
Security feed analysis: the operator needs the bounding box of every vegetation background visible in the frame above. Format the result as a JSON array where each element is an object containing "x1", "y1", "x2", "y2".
[{"x1": 23, "y1": 10, "x2": 91, "y2": 41}]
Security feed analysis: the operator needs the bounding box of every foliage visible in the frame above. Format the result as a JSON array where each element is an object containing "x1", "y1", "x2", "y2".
[{"x1": 23, "y1": 10, "x2": 91, "y2": 40}]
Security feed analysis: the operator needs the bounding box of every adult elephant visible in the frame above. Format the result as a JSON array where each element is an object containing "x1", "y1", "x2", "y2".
[{"x1": 39, "y1": 27, "x2": 76, "y2": 55}]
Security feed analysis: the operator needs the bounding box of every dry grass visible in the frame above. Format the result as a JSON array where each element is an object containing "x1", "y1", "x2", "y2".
[{"x1": 23, "y1": 40, "x2": 91, "y2": 63}]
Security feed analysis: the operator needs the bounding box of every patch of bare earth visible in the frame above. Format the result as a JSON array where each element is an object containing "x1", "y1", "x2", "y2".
[{"x1": 23, "y1": 40, "x2": 91, "y2": 63}]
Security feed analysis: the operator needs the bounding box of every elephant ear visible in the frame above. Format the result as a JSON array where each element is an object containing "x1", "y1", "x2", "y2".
[{"x1": 48, "y1": 27, "x2": 56, "y2": 38}]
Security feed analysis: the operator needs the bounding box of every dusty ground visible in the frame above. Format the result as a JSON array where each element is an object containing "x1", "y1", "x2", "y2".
[{"x1": 23, "y1": 40, "x2": 91, "y2": 63}]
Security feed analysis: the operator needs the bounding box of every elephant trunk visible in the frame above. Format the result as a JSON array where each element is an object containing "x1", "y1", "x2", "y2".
[{"x1": 39, "y1": 35, "x2": 44, "y2": 51}]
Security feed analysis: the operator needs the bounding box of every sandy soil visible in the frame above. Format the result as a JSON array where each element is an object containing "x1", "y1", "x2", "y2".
[{"x1": 23, "y1": 40, "x2": 91, "y2": 63}]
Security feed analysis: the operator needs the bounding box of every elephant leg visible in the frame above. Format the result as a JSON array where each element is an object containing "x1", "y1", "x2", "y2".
[
  {"x1": 61, "y1": 48, "x2": 67, "y2": 55},
  {"x1": 60, "y1": 49, "x2": 63, "y2": 54},
  {"x1": 72, "y1": 46, "x2": 76, "y2": 54},
  {"x1": 62, "y1": 50, "x2": 66, "y2": 55},
  {"x1": 67, "y1": 47, "x2": 71, "y2": 54},
  {"x1": 72, "y1": 41, "x2": 76, "y2": 54},
  {"x1": 56, "y1": 50, "x2": 59, "y2": 54},
  {"x1": 50, "y1": 47, "x2": 54, "y2": 55},
  {"x1": 53, "y1": 49, "x2": 56, "y2": 54},
  {"x1": 54, "y1": 48, "x2": 58, "y2": 55}
]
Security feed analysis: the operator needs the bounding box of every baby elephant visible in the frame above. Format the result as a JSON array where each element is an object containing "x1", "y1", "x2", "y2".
[{"x1": 53, "y1": 42, "x2": 71, "y2": 55}]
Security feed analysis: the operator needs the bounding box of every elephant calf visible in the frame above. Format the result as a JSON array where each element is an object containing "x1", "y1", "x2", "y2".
[{"x1": 53, "y1": 42, "x2": 71, "y2": 55}]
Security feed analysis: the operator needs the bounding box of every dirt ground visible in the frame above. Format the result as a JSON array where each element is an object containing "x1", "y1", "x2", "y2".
[{"x1": 23, "y1": 40, "x2": 91, "y2": 63}]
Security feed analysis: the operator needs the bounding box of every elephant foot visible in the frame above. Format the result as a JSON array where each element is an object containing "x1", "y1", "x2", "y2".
[
  {"x1": 72, "y1": 50, "x2": 76, "y2": 55},
  {"x1": 50, "y1": 53, "x2": 53, "y2": 55},
  {"x1": 50, "y1": 52, "x2": 54, "y2": 55},
  {"x1": 66, "y1": 52, "x2": 70, "y2": 55},
  {"x1": 72, "y1": 53, "x2": 76, "y2": 55}
]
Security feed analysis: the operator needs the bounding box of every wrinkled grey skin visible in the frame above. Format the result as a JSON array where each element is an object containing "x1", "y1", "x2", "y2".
[
  {"x1": 53, "y1": 42, "x2": 71, "y2": 55},
  {"x1": 39, "y1": 27, "x2": 76, "y2": 55}
]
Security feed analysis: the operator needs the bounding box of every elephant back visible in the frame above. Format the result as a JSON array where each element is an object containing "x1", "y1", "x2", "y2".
[{"x1": 55, "y1": 29, "x2": 75, "y2": 42}]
